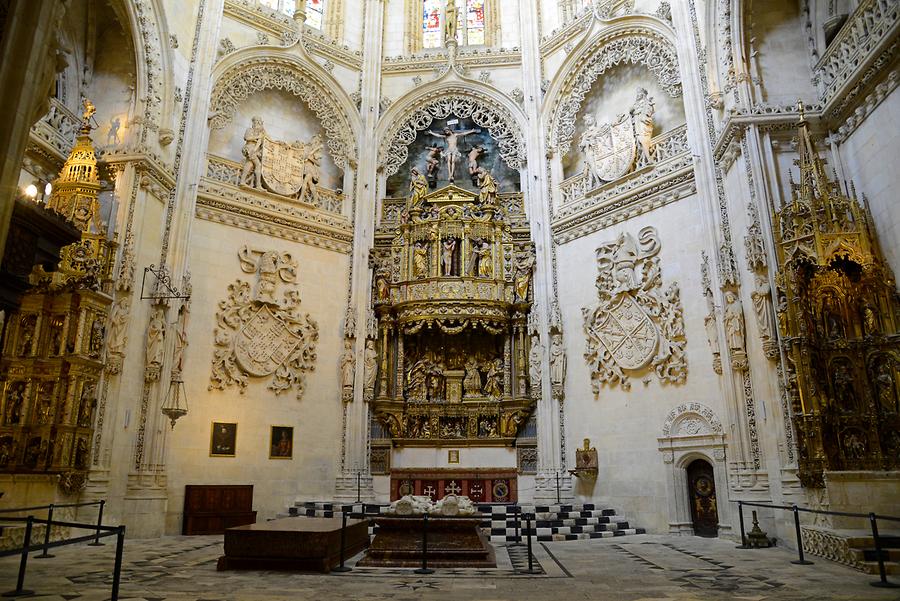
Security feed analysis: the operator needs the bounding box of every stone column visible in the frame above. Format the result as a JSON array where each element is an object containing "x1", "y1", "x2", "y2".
[
  {"x1": 517, "y1": 0, "x2": 570, "y2": 503},
  {"x1": 335, "y1": 0, "x2": 385, "y2": 501}
]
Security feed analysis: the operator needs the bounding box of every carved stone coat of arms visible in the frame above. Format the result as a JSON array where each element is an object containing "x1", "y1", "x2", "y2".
[
  {"x1": 582, "y1": 227, "x2": 687, "y2": 391},
  {"x1": 209, "y1": 246, "x2": 318, "y2": 399}
]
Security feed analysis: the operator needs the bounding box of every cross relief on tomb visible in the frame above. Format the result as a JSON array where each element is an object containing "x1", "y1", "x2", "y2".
[
  {"x1": 583, "y1": 226, "x2": 687, "y2": 392},
  {"x1": 209, "y1": 246, "x2": 319, "y2": 399}
]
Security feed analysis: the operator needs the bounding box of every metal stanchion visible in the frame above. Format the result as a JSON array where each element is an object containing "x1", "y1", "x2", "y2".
[
  {"x1": 869, "y1": 513, "x2": 899, "y2": 588},
  {"x1": 2, "y1": 515, "x2": 35, "y2": 597},
  {"x1": 525, "y1": 514, "x2": 535, "y2": 573},
  {"x1": 556, "y1": 472, "x2": 561, "y2": 504},
  {"x1": 735, "y1": 501, "x2": 750, "y2": 549},
  {"x1": 356, "y1": 473, "x2": 361, "y2": 503},
  {"x1": 36, "y1": 504, "x2": 55, "y2": 559},
  {"x1": 88, "y1": 500, "x2": 105, "y2": 546},
  {"x1": 332, "y1": 512, "x2": 352, "y2": 573},
  {"x1": 790, "y1": 505, "x2": 813, "y2": 565},
  {"x1": 110, "y1": 526, "x2": 126, "y2": 601},
  {"x1": 414, "y1": 514, "x2": 434, "y2": 575}
]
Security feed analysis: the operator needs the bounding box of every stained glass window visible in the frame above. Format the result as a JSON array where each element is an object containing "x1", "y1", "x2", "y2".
[
  {"x1": 422, "y1": 0, "x2": 486, "y2": 49},
  {"x1": 465, "y1": 0, "x2": 485, "y2": 46},
  {"x1": 306, "y1": 0, "x2": 324, "y2": 28},
  {"x1": 422, "y1": 0, "x2": 443, "y2": 49}
]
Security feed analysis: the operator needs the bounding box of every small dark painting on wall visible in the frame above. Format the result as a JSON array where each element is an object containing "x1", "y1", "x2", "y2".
[
  {"x1": 269, "y1": 426, "x2": 294, "y2": 459},
  {"x1": 210, "y1": 422, "x2": 237, "y2": 457}
]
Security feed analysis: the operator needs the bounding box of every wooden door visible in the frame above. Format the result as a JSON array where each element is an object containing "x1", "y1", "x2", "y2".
[{"x1": 687, "y1": 459, "x2": 718, "y2": 537}]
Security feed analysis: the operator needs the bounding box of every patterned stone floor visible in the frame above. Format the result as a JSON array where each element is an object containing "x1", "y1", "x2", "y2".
[{"x1": 0, "y1": 533, "x2": 898, "y2": 600}]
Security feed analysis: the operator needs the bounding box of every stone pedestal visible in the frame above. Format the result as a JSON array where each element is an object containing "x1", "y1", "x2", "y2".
[{"x1": 358, "y1": 516, "x2": 495, "y2": 568}]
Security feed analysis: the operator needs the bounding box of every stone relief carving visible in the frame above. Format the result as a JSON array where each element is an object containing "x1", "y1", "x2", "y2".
[
  {"x1": 579, "y1": 87, "x2": 654, "y2": 186},
  {"x1": 583, "y1": 227, "x2": 687, "y2": 391},
  {"x1": 751, "y1": 274, "x2": 779, "y2": 359},
  {"x1": 209, "y1": 59, "x2": 356, "y2": 168},
  {"x1": 550, "y1": 31, "x2": 681, "y2": 154},
  {"x1": 661, "y1": 402, "x2": 724, "y2": 437},
  {"x1": 209, "y1": 246, "x2": 318, "y2": 400},
  {"x1": 380, "y1": 92, "x2": 525, "y2": 177},
  {"x1": 238, "y1": 116, "x2": 326, "y2": 204}
]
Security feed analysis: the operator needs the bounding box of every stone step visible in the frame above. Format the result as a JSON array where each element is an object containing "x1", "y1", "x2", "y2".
[{"x1": 283, "y1": 500, "x2": 645, "y2": 543}]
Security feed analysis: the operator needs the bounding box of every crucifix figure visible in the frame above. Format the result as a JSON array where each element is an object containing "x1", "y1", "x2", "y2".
[{"x1": 427, "y1": 125, "x2": 481, "y2": 182}]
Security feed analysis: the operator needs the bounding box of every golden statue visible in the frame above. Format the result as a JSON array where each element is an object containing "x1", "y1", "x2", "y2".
[
  {"x1": 409, "y1": 167, "x2": 428, "y2": 208},
  {"x1": 413, "y1": 242, "x2": 429, "y2": 278}
]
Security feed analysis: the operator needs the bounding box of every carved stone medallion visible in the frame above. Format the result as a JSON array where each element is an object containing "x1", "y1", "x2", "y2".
[
  {"x1": 589, "y1": 115, "x2": 636, "y2": 181},
  {"x1": 209, "y1": 246, "x2": 318, "y2": 399},
  {"x1": 583, "y1": 227, "x2": 687, "y2": 391}
]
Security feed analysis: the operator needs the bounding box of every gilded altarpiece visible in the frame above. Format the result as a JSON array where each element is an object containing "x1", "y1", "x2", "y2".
[
  {"x1": 370, "y1": 183, "x2": 536, "y2": 447},
  {"x1": 774, "y1": 112, "x2": 900, "y2": 487},
  {"x1": 0, "y1": 109, "x2": 114, "y2": 490}
]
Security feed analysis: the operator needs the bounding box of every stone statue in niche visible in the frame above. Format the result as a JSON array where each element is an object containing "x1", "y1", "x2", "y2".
[
  {"x1": 145, "y1": 306, "x2": 166, "y2": 371},
  {"x1": 630, "y1": 87, "x2": 655, "y2": 164},
  {"x1": 427, "y1": 125, "x2": 481, "y2": 183},
  {"x1": 340, "y1": 339, "x2": 355, "y2": 402},
  {"x1": 467, "y1": 145, "x2": 486, "y2": 184},
  {"x1": 240, "y1": 116, "x2": 265, "y2": 189},
  {"x1": 579, "y1": 114, "x2": 603, "y2": 186},
  {"x1": 723, "y1": 291, "x2": 746, "y2": 352},
  {"x1": 751, "y1": 274, "x2": 779, "y2": 359},
  {"x1": 476, "y1": 167, "x2": 498, "y2": 208},
  {"x1": 363, "y1": 339, "x2": 378, "y2": 402},
  {"x1": 409, "y1": 167, "x2": 429, "y2": 207},
  {"x1": 107, "y1": 298, "x2": 130, "y2": 358},
  {"x1": 172, "y1": 303, "x2": 189, "y2": 377},
  {"x1": 549, "y1": 333, "x2": 566, "y2": 400},
  {"x1": 298, "y1": 134, "x2": 323, "y2": 205},
  {"x1": 529, "y1": 335, "x2": 542, "y2": 396}
]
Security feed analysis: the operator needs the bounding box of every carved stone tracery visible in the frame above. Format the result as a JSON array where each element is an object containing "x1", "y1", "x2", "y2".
[
  {"x1": 209, "y1": 57, "x2": 357, "y2": 168},
  {"x1": 549, "y1": 28, "x2": 682, "y2": 155}
]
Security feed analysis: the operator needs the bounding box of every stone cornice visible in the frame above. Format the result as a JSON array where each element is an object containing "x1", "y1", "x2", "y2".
[
  {"x1": 551, "y1": 157, "x2": 695, "y2": 245},
  {"x1": 223, "y1": 0, "x2": 294, "y2": 36},
  {"x1": 196, "y1": 178, "x2": 353, "y2": 254},
  {"x1": 99, "y1": 150, "x2": 177, "y2": 191},
  {"x1": 382, "y1": 47, "x2": 522, "y2": 74},
  {"x1": 712, "y1": 104, "x2": 824, "y2": 163},
  {"x1": 539, "y1": 11, "x2": 593, "y2": 57}
]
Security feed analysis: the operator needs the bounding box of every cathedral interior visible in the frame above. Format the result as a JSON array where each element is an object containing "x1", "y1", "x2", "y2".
[{"x1": 0, "y1": 0, "x2": 898, "y2": 598}]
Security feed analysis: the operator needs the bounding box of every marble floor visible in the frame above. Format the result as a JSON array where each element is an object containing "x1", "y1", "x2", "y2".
[{"x1": 0, "y1": 533, "x2": 898, "y2": 600}]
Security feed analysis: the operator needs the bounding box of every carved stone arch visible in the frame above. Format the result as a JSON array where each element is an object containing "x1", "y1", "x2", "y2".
[
  {"x1": 377, "y1": 85, "x2": 527, "y2": 177},
  {"x1": 661, "y1": 402, "x2": 725, "y2": 438},
  {"x1": 545, "y1": 19, "x2": 682, "y2": 155},
  {"x1": 658, "y1": 401, "x2": 730, "y2": 537},
  {"x1": 111, "y1": 0, "x2": 173, "y2": 144},
  {"x1": 209, "y1": 53, "x2": 359, "y2": 169}
]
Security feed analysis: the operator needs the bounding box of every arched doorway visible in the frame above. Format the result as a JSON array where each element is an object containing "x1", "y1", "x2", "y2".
[{"x1": 687, "y1": 458, "x2": 718, "y2": 536}]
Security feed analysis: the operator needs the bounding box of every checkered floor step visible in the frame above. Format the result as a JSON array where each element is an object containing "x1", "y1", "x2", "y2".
[{"x1": 281, "y1": 500, "x2": 645, "y2": 543}]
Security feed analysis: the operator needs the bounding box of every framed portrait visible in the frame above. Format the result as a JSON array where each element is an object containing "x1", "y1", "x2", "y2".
[
  {"x1": 269, "y1": 426, "x2": 294, "y2": 459},
  {"x1": 447, "y1": 449, "x2": 460, "y2": 464},
  {"x1": 210, "y1": 422, "x2": 237, "y2": 457}
]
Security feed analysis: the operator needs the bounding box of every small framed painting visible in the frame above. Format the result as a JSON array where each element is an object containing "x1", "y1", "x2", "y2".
[
  {"x1": 447, "y1": 449, "x2": 460, "y2": 464},
  {"x1": 210, "y1": 422, "x2": 237, "y2": 457},
  {"x1": 269, "y1": 426, "x2": 294, "y2": 459}
]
